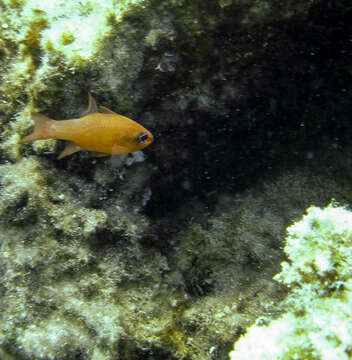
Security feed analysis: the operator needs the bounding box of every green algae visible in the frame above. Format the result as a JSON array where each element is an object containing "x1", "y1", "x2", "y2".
[
  {"x1": 0, "y1": 0, "x2": 348, "y2": 359},
  {"x1": 0, "y1": 0, "x2": 146, "y2": 136},
  {"x1": 2, "y1": 158, "x2": 349, "y2": 359},
  {"x1": 0, "y1": 156, "x2": 162, "y2": 359}
]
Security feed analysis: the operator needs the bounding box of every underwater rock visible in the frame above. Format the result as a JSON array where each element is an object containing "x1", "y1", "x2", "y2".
[
  {"x1": 229, "y1": 203, "x2": 352, "y2": 360},
  {"x1": 0, "y1": 0, "x2": 351, "y2": 359},
  {"x1": 3, "y1": 158, "x2": 351, "y2": 359}
]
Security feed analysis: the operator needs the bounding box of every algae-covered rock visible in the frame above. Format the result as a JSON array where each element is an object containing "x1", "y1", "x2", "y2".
[
  {"x1": 229, "y1": 204, "x2": 352, "y2": 360},
  {"x1": 1, "y1": 157, "x2": 351, "y2": 359},
  {"x1": 0, "y1": 154, "x2": 158, "y2": 359},
  {"x1": 0, "y1": 158, "x2": 166, "y2": 360},
  {"x1": 0, "y1": 0, "x2": 351, "y2": 359},
  {"x1": 163, "y1": 164, "x2": 352, "y2": 359},
  {"x1": 0, "y1": 0, "x2": 145, "y2": 112}
]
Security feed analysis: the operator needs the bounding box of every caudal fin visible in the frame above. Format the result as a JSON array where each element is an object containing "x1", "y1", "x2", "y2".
[{"x1": 19, "y1": 113, "x2": 55, "y2": 143}]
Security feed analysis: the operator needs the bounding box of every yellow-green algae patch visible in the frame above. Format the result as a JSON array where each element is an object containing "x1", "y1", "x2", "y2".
[
  {"x1": 0, "y1": 0, "x2": 144, "y2": 66},
  {"x1": 0, "y1": 159, "x2": 351, "y2": 359},
  {"x1": 0, "y1": 157, "x2": 108, "y2": 237},
  {"x1": 0, "y1": 0, "x2": 147, "y2": 160},
  {"x1": 0, "y1": 155, "x2": 166, "y2": 359}
]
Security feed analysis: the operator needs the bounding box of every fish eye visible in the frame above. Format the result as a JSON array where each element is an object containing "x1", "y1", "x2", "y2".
[{"x1": 137, "y1": 133, "x2": 148, "y2": 144}]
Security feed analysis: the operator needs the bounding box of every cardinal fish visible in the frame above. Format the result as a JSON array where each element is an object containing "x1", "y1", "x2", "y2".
[{"x1": 20, "y1": 93, "x2": 154, "y2": 159}]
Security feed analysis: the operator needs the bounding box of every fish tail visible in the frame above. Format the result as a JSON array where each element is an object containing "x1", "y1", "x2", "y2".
[{"x1": 19, "y1": 113, "x2": 55, "y2": 143}]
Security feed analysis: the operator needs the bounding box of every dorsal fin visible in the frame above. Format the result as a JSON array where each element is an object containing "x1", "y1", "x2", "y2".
[
  {"x1": 99, "y1": 106, "x2": 118, "y2": 115},
  {"x1": 80, "y1": 92, "x2": 98, "y2": 117}
]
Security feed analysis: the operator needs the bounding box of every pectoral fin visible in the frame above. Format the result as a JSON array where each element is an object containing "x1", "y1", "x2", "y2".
[
  {"x1": 111, "y1": 144, "x2": 130, "y2": 155},
  {"x1": 57, "y1": 142, "x2": 82, "y2": 159}
]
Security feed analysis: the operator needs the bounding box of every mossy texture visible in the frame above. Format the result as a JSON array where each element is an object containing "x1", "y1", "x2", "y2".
[
  {"x1": 0, "y1": 169, "x2": 165, "y2": 360},
  {"x1": 0, "y1": 0, "x2": 322, "y2": 161},
  {"x1": 154, "y1": 165, "x2": 352, "y2": 359},
  {"x1": 0, "y1": 154, "x2": 159, "y2": 359},
  {"x1": 230, "y1": 204, "x2": 352, "y2": 360},
  {"x1": 0, "y1": 0, "x2": 351, "y2": 359},
  {"x1": 0, "y1": 0, "x2": 146, "y2": 161},
  {"x1": 1, "y1": 157, "x2": 351, "y2": 359}
]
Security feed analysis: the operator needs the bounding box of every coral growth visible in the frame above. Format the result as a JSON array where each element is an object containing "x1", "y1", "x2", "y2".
[
  {"x1": 0, "y1": 0, "x2": 351, "y2": 358},
  {"x1": 0, "y1": 159, "x2": 165, "y2": 360},
  {"x1": 229, "y1": 204, "x2": 352, "y2": 360}
]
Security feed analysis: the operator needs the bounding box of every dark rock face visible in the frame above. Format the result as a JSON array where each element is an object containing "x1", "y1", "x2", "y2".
[{"x1": 144, "y1": 0, "x2": 352, "y2": 220}]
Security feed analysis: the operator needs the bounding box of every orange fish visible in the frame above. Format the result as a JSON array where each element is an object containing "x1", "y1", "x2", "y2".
[{"x1": 20, "y1": 93, "x2": 153, "y2": 159}]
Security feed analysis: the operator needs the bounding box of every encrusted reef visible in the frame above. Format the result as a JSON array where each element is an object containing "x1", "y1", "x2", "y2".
[
  {"x1": 230, "y1": 203, "x2": 352, "y2": 359},
  {"x1": 0, "y1": 156, "x2": 159, "y2": 359},
  {"x1": 1, "y1": 158, "x2": 351, "y2": 359},
  {"x1": 0, "y1": 0, "x2": 351, "y2": 359}
]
